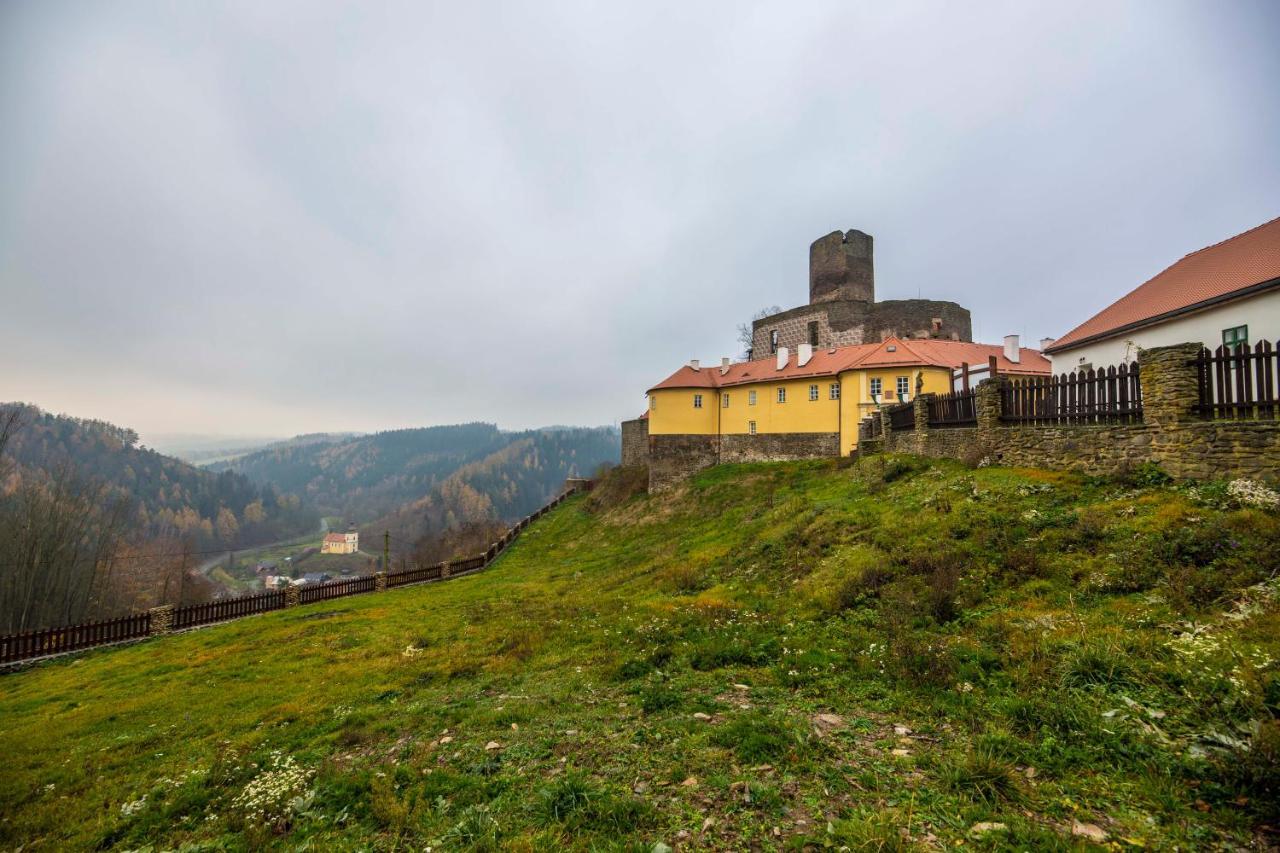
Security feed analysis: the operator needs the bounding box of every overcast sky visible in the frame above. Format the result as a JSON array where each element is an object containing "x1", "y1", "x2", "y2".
[{"x1": 2, "y1": 1, "x2": 1278, "y2": 442}]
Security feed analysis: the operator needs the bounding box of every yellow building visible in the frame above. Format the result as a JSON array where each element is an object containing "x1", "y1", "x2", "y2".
[{"x1": 646, "y1": 336, "x2": 1051, "y2": 460}]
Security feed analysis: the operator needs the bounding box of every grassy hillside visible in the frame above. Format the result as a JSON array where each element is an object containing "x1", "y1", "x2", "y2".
[{"x1": 1, "y1": 457, "x2": 1278, "y2": 850}]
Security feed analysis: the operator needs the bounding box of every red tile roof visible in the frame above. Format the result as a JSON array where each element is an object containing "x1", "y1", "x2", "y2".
[
  {"x1": 323, "y1": 533, "x2": 347, "y2": 544},
  {"x1": 1046, "y1": 216, "x2": 1280, "y2": 353},
  {"x1": 647, "y1": 337, "x2": 1050, "y2": 392}
]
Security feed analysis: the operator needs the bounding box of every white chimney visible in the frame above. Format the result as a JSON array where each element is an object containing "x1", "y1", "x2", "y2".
[
  {"x1": 776, "y1": 346, "x2": 789, "y2": 371},
  {"x1": 797, "y1": 343, "x2": 814, "y2": 367},
  {"x1": 1039, "y1": 337, "x2": 1056, "y2": 352},
  {"x1": 1003, "y1": 335, "x2": 1020, "y2": 364},
  {"x1": 689, "y1": 359, "x2": 700, "y2": 371},
  {"x1": 720, "y1": 357, "x2": 731, "y2": 375}
]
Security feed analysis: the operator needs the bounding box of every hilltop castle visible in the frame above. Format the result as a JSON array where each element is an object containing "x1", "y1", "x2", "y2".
[
  {"x1": 750, "y1": 229, "x2": 971, "y2": 357},
  {"x1": 625, "y1": 228, "x2": 1049, "y2": 490}
]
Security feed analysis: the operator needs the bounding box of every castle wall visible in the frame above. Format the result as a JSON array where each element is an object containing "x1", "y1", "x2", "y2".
[
  {"x1": 620, "y1": 417, "x2": 650, "y2": 466},
  {"x1": 751, "y1": 299, "x2": 972, "y2": 357}
]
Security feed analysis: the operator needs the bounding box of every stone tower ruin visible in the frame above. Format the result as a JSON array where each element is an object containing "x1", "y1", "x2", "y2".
[{"x1": 751, "y1": 229, "x2": 972, "y2": 358}]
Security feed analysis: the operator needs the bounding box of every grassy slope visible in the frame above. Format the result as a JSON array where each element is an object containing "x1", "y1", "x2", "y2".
[{"x1": 1, "y1": 457, "x2": 1278, "y2": 851}]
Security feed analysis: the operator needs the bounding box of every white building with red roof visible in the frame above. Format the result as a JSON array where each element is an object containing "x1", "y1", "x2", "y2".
[
  {"x1": 1045, "y1": 216, "x2": 1280, "y2": 371},
  {"x1": 321, "y1": 526, "x2": 359, "y2": 555}
]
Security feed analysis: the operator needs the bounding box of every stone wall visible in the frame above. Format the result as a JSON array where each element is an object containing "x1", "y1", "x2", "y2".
[
  {"x1": 890, "y1": 342, "x2": 1280, "y2": 483},
  {"x1": 621, "y1": 417, "x2": 649, "y2": 466},
  {"x1": 750, "y1": 298, "x2": 972, "y2": 358},
  {"x1": 720, "y1": 432, "x2": 840, "y2": 463},
  {"x1": 650, "y1": 432, "x2": 839, "y2": 490},
  {"x1": 649, "y1": 434, "x2": 720, "y2": 492}
]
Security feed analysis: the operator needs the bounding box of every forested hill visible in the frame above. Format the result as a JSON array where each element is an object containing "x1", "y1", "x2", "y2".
[
  {"x1": 213, "y1": 423, "x2": 619, "y2": 523},
  {"x1": 362, "y1": 427, "x2": 622, "y2": 551},
  {"x1": 0, "y1": 404, "x2": 318, "y2": 551}
]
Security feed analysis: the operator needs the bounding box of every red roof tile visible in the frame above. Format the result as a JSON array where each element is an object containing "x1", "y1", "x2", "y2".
[
  {"x1": 647, "y1": 338, "x2": 1050, "y2": 392},
  {"x1": 323, "y1": 533, "x2": 347, "y2": 543},
  {"x1": 1047, "y1": 216, "x2": 1280, "y2": 353}
]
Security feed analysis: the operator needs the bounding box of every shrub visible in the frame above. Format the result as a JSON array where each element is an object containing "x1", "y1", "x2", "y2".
[
  {"x1": 657, "y1": 564, "x2": 706, "y2": 594},
  {"x1": 939, "y1": 748, "x2": 1020, "y2": 803},
  {"x1": 831, "y1": 563, "x2": 895, "y2": 611},
  {"x1": 710, "y1": 713, "x2": 801, "y2": 764},
  {"x1": 442, "y1": 804, "x2": 501, "y2": 851},
  {"x1": 1219, "y1": 719, "x2": 1280, "y2": 819},
  {"x1": 534, "y1": 773, "x2": 595, "y2": 825},
  {"x1": 1058, "y1": 643, "x2": 1134, "y2": 689},
  {"x1": 637, "y1": 683, "x2": 682, "y2": 714},
  {"x1": 689, "y1": 633, "x2": 778, "y2": 671}
]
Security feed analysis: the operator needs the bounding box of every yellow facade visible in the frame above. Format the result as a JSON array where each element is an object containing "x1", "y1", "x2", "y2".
[
  {"x1": 646, "y1": 388, "x2": 719, "y2": 435},
  {"x1": 648, "y1": 366, "x2": 954, "y2": 454}
]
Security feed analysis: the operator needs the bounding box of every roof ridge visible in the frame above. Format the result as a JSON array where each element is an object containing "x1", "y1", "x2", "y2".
[{"x1": 1180, "y1": 214, "x2": 1280, "y2": 259}]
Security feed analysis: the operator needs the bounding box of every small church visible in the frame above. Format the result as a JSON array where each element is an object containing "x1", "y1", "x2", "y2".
[{"x1": 321, "y1": 525, "x2": 359, "y2": 555}]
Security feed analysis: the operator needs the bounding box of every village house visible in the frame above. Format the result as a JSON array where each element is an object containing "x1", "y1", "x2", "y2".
[
  {"x1": 1044, "y1": 216, "x2": 1280, "y2": 371},
  {"x1": 321, "y1": 525, "x2": 359, "y2": 555}
]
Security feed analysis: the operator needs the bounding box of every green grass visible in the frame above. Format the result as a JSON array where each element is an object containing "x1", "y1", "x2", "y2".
[{"x1": 1, "y1": 455, "x2": 1279, "y2": 850}]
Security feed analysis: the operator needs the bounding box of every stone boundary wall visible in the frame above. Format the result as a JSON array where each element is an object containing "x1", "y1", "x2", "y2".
[
  {"x1": 649, "y1": 432, "x2": 840, "y2": 491},
  {"x1": 621, "y1": 417, "x2": 649, "y2": 466},
  {"x1": 875, "y1": 342, "x2": 1280, "y2": 483}
]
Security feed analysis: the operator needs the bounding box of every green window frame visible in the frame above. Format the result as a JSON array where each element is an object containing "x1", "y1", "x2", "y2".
[{"x1": 1223, "y1": 325, "x2": 1248, "y2": 349}]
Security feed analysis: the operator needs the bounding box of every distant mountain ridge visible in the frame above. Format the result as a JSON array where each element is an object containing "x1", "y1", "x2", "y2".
[
  {"x1": 212, "y1": 423, "x2": 620, "y2": 525},
  {"x1": 0, "y1": 404, "x2": 319, "y2": 551}
]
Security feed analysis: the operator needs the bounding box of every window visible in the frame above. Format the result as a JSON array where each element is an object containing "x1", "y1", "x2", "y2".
[
  {"x1": 769, "y1": 330, "x2": 779, "y2": 354},
  {"x1": 722, "y1": 393, "x2": 730, "y2": 408},
  {"x1": 809, "y1": 384, "x2": 819, "y2": 401},
  {"x1": 896, "y1": 376, "x2": 910, "y2": 398},
  {"x1": 830, "y1": 383, "x2": 840, "y2": 400},
  {"x1": 1223, "y1": 325, "x2": 1249, "y2": 349},
  {"x1": 777, "y1": 387, "x2": 787, "y2": 403},
  {"x1": 748, "y1": 420, "x2": 757, "y2": 435},
  {"x1": 649, "y1": 396, "x2": 656, "y2": 410},
  {"x1": 748, "y1": 390, "x2": 757, "y2": 406},
  {"x1": 869, "y1": 377, "x2": 882, "y2": 399},
  {"x1": 693, "y1": 394, "x2": 703, "y2": 408},
  {"x1": 807, "y1": 320, "x2": 819, "y2": 347}
]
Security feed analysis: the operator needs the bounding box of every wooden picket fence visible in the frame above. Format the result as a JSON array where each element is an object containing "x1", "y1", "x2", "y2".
[
  {"x1": 0, "y1": 484, "x2": 587, "y2": 667},
  {"x1": 1002, "y1": 363, "x2": 1143, "y2": 425},
  {"x1": 173, "y1": 589, "x2": 287, "y2": 630},
  {"x1": 1193, "y1": 340, "x2": 1279, "y2": 420},
  {"x1": 0, "y1": 612, "x2": 151, "y2": 664},
  {"x1": 927, "y1": 388, "x2": 977, "y2": 427}
]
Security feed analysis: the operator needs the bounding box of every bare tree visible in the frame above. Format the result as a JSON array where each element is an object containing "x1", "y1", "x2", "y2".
[{"x1": 737, "y1": 306, "x2": 782, "y2": 359}]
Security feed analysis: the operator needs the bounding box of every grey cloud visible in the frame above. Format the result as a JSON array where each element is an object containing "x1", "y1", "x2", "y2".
[{"x1": 2, "y1": 0, "x2": 1277, "y2": 438}]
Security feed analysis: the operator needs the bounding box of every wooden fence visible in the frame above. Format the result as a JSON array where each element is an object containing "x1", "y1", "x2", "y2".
[
  {"x1": 298, "y1": 575, "x2": 376, "y2": 605},
  {"x1": 0, "y1": 485, "x2": 586, "y2": 666},
  {"x1": 1193, "y1": 340, "x2": 1279, "y2": 420},
  {"x1": 0, "y1": 612, "x2": 151, "y2": 664},
  {"x1": 173, "y1": 589, "x2": 286, "y2": 630},
  {"x1": 888, "y1": 403, "x2": 915, "y2": 431},
  {"x1": 1002, "y1": 364, "x2": 1143, "y2": 425},
  {"x1": 927, "y1": 389, "x2": 977, "y2": 427}
]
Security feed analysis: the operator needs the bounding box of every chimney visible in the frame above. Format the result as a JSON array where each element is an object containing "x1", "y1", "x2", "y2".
[
  {"x1": 689, "y1": 359, "x2": 700, "y2": 371},
  {"x1": 720, "y1": 357, "x2": 731, "y2": 375},
  {"x1": 1039, "y1": 337, "x2": 1056, "y2": 352},
  {"x1": 1003, "y1": 335, "x2": 1021, "y2": 364},
  {"x1": 797, "y1": 343, "x2": 814, "y2": 367},
  {"x1": 776, "y1": 346, "x2": 789, "y2": 371}
]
